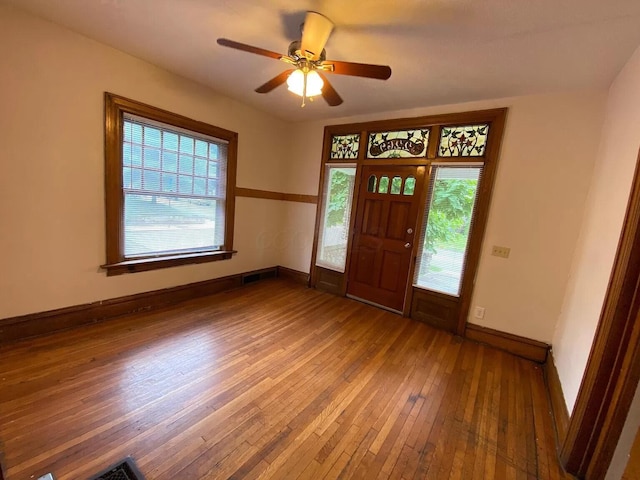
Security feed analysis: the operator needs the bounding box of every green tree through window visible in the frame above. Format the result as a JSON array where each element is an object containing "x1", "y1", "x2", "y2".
[
  {"x1": 425, "y1": 178, "x2": 477, "y2": 254},
  {"x1": 326, "y1": 170, "x2": 352, "y2": 227}
]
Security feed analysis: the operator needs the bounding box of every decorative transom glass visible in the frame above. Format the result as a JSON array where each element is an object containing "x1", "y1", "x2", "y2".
[
  {"x1": 330, "y1": 134, "x2": 360, "y2": 159},
  {"x1": 367, "y1": 129, "x2": 429, "y2": 158},
  {"x1": 439, "y1": 124, "x2": 490, "y2": 157}
]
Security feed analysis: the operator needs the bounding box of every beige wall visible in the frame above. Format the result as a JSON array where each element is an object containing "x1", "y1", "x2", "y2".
[
  {"x1": 0, "y1": 5, "x2": 289, "y2": 319},
  {"x1": 283, "y1": 92, "x2": 607, "y2": 343},
  {"x1": 553, "y1": 44, "x2": 640, "y2": 414}
]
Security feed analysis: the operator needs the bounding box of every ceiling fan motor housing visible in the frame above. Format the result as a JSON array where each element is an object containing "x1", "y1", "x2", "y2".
[{"x1": 288, "y1": 41, "x2": 326, "y2": 63}]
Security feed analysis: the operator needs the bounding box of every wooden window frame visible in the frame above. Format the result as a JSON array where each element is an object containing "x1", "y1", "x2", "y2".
[{"x1": 102, "y1": 93, "x2": 237, "y2": 276}]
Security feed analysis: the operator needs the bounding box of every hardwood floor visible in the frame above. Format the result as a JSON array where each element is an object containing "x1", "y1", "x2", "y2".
[{"x1": 0, "y1": 279, "x2": 570, "y2": 479}]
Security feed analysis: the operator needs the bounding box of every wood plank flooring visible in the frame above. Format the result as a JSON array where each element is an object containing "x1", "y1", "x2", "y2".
[{"x1": 0, "y1": 279, "x2": 570, "y2": 479}]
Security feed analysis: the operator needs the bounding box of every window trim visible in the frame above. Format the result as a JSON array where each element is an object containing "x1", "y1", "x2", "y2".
[{"x1": 102, "y1": 92, "x2": 238, "y2": 276}]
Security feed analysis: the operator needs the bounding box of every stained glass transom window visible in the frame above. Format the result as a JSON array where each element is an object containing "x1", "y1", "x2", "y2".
[
  {"x1": 330, "y1": 134, "x2": 360, "y2": 159},
  {"x1": 439, "y1": 124, "x2": 489, "y2": 157},
  {"x1": 367, "y1": 129, "x2": 429, "y2": 159}
]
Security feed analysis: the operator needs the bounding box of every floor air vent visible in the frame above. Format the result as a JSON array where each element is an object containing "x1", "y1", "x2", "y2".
[
  {"x1": 87, "y1": 457, "x2": 145, "y2": 480},
  {"x1": 241, "y1": 268, "x2": 277, "y2": 285}
]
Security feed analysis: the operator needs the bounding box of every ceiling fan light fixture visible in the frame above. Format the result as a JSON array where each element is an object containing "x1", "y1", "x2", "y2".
[
  {"x1": 287, "y1": 69, "x2": 324, "y2": 98},
  {"x1": 217, "y1": 10, "x2": 389, "y2": 108}
]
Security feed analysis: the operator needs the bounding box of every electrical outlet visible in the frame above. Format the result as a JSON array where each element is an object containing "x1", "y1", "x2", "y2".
[
  {"x1": 491, "y1": 245, "x2": 510, "y2": 258},
  {"x1": 474, "y1": 306, "x2": 485, "y2": 319}
]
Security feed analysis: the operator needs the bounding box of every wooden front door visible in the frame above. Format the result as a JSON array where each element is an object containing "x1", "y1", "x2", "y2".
[{"x1": 347, "y1": 165, "x2": 425, "y2": 312}]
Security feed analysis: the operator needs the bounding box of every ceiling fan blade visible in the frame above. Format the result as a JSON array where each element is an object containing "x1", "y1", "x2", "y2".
[
  {"x1": 324, "y1": 60, "x2": 392, "y2": 80},
  {"x1": 300, "y1": 11, "x2": 334, "y2": 60},
  {"x1": 317, "y1": 73, "x2": 343, "y2": 106},
  {"x1": 217, "y1": 38, "x2": 284, "y2": 60},
  {"x1": 255, "y1": 70, "x2": 295, "y2": 94}
]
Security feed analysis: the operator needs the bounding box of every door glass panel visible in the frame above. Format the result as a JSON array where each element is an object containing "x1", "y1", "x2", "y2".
[
  {"x1": 367, "y1": 175, "x2": 377, "y2": 192},
  {"x1": 415, "y1": 166, "x2": 482, "y2": 296},
  {"x1": 316, "y1": 164, "x2": 357, "y2": 272},
  {"x1": 390, "y1": 176, "x2": 402, "y2": 194},
  {"x1": 378, "y1": 176, "x2": 389, "y2": 194},
  {"x1": 403, "y1": 176, "x2": 416, "y2": 195}
]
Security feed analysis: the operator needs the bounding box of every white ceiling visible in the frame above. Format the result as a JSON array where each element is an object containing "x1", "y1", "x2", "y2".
[{"x1": 6, "y1": 0, "x2": 640, "y2": 121}]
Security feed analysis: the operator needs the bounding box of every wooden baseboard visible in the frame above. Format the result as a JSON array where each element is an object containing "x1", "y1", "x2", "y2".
[
  {"x1": 545, "y1": 350, "x2": 570, "y2": 445},
  {"x1": 277, "y1": 266, "x2": 310, "y2": 286},
  {"x1": 465, "y1": 323, "x2": 550, "y2": 363},
  {"x1": 0, "y1": 267, "x2": 279, "y2": 344}
]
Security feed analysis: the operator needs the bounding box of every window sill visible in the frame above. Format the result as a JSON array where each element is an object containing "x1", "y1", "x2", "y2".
[{"x1": 101, "y1": 250, "x2": 236, "y2": 276}]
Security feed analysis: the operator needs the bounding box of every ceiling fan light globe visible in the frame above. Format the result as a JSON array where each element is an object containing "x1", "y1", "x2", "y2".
[
  {"x1": 286, "y1": 69, "x2": 305, "y2": 96},
  {"x1": 287, "y1": 69, "x2": 324, "y2": 97},
  {"x1": 306, "y1": 70, "x2": 324, "y2": 96}
]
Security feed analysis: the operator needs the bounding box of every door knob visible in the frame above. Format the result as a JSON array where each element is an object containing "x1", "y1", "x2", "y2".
[
  {"x1": 407, "y1": 228, "x2": 413, "y2": 234},
  {"x1": 405, "y1": 242, "x2": 411, "y2": 248}
]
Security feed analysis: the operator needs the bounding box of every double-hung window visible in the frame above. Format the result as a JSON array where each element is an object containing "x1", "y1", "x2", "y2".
[{"x1": 103, "y1": 93, "x2": 237, "y2": 275}]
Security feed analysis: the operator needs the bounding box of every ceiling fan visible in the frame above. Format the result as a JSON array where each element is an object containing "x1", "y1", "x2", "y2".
[{"x1": 217, "y1": 11, "x2": 392, "y2": 107}]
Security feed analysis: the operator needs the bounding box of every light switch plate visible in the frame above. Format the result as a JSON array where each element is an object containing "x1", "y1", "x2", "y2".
[{"x1": 491, "y1": 245, "x2": 510, "y2": 258}]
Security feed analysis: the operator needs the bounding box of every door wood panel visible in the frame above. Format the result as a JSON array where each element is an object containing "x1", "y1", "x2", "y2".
[{"x1": 347, "y1": 165, "x2": 425, "y2": 311}]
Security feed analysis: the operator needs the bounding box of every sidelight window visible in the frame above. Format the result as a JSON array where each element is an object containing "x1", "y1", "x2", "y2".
[
  {"x1": 415, "y1": 166, "x2": 482, "y2": 296},
  {"x1": 316, "y1": 164, "x2": 357, "y2": 272}
]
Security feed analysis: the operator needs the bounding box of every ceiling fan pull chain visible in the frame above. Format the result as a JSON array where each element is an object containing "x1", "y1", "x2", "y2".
[{"x1": 302, "y1": 70, "x2": 308, "y2": 107}]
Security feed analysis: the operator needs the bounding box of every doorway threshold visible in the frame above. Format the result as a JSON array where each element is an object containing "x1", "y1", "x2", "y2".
[{"x1": 346, "y1": 294, "x2": 403, "y2": 315}]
